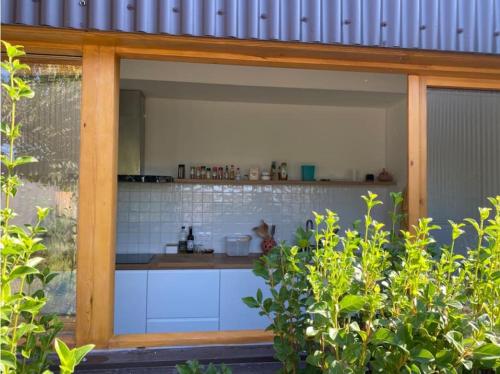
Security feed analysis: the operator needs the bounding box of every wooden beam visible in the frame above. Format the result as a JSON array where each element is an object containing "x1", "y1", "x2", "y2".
[
  {"x1": 424, "y1": 76, "x2": 500, "y2": 90},
  {"x1": 2, "y1": 25, "x2": 500, "y2": 79},
  {"x1": 109, "y1": 330, "x2": 274, "y2": 349},
  {"x1": 407, "y1": 75, "x2": 427, "y2": 228},
  {"x1": 76, "y1": 45, "x2": 119, "y2": 348}
]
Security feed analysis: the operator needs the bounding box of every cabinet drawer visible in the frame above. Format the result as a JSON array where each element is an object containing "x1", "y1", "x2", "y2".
[
  {"x1": 147, "y1": 318, "x2": 219, "y2": 333},
  {"x1": 147, "y1": 270, "x2": 220, "y2": 319},
  {"x1": 114, "y1": 270, "x2": 148, "y2": 335},
  {"x1": 220, "y1": 269, "x2": 270, "y2": 331}
]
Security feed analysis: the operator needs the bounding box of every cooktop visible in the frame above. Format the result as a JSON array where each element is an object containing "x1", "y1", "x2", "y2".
[{"x1": 115, "y1": 253, "x2": 154, "y2": 265}]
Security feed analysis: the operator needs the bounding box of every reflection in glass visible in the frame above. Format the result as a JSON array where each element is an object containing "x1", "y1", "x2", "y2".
[{"x1": 1, "y1": 63, "x2": 81, "y2": 315}]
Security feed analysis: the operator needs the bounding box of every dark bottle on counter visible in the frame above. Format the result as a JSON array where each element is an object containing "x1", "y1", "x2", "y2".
[
  {"x1": 177, "y1": 164, "x2": 185, "y2": 179},
  {"x1": 178, "y1": 226, "x2": 188, "y2": 252},
  {"x1": 224, "y1": 165, "x2": 229, "y2": 180},
  {"x1": 187, "y1": 226, "x2": 195, "y2": 253}
]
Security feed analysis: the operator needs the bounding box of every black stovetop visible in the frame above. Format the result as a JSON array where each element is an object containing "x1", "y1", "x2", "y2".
[{"x1": 115, "y1": 253, "x2": 154, "y2": 265}]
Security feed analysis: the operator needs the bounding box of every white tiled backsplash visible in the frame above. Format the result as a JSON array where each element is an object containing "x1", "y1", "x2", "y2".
[{"x1": 116, "y1": 182, "x2": 395, "y2": 254}]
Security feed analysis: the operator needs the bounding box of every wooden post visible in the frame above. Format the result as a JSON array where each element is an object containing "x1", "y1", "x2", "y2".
[
  {"x1": 76, "y1": 45, "x2": 119, "y2": 348},
  {"x1": 407, "y1": 75, "x2": 427, "y2": 228}
]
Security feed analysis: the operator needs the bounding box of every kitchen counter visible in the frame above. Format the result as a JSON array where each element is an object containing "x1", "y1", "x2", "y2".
[{"x1": 115, "y1": 253, "x2": 262, "y2": 270}]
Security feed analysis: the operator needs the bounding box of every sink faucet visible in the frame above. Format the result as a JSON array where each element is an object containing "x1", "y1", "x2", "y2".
[{"x1": 305, "y1": 219, "x2": 314, "y2": 232}]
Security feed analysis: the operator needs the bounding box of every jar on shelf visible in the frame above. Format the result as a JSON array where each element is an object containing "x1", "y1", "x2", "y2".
[{"x1": 280, "y1": 162, "x2": 288, "y2": 180}]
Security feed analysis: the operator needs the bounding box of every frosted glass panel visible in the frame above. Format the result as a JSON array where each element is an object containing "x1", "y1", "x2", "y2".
[
  {"x1": 1, "y1": 63, "x2": 81, "y2": 315},
  {"x1": 427, "y1": 89, "x2": 500, "y2": 248}
]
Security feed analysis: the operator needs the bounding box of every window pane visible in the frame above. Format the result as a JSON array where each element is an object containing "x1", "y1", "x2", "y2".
[
  {"x1": 427, "y1": 88, "x2": 500, "y2": 248},
  {"x1": 1, "y1": 62, "x2": 81, "y2": 315}
]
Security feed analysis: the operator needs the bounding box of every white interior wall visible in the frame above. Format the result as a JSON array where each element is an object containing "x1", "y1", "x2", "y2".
[
  {"x1": 144, "y1": 98, "x2": 388, "y2": 180},
  {"x1": 385, "y1": 99, "x2": 408, "y2": 190}
]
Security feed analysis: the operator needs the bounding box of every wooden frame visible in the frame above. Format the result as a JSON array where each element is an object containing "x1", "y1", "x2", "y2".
[
  {"x1": 2, "y1": 24, "x2": 500, "y2": 349},
  {"x1": 76, "y1": 45, "x2": 120, "y2": 348},
  {"x1": 406, "y1": 75, "x2": 500, "y2": 227}
]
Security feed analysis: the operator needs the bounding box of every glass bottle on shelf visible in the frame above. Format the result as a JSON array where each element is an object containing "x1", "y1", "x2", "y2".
[
  {"x1": 235, "y1": 168, "x2": 241, "y2": 181},
  {"x1": 178, "y1": 226, "x2": 188, "y2": 252},
  {"x1": 271, "y1": 161, "x2": 278, "y2": 181},
  {"x1": 177, "y1": 164, "x2": 185, "y2": 179},
  {"x1": 230, "y1": 165, "x2": 235, "y2": 179},
  {"x1": 187, "y1": 226, "x2": 195, "y2": 253}
]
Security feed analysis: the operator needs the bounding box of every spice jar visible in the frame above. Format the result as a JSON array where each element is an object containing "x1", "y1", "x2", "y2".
[{"x1": 280, "y1": 162, "x2": 288, "y2": 180}]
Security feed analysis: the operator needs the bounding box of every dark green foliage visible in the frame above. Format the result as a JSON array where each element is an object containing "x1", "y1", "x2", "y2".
[
  {"x1": 176, "y1": 360, "x2": 232, "y2": 374},
  {"x1": 246, "y1": 191, "x2": 500, "y2": 373}
]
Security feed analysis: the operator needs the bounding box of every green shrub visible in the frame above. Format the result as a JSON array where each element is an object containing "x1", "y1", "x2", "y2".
[
  {"x1": 1, "y1": 41, "x2": 93, "y2": 373},
  {"x1": 176, "y1": 360, "x2": 232, "y2": 374},
  {"x1": 245, "y1": 191, "x2": 500, "y2": 373}
]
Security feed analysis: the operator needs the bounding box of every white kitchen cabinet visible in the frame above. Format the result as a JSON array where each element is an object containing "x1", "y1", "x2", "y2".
[
  {"x1": 147, "y1": 318, "x2": 219, "y2": 333},
  {"x1": 114, "y1": 270, "x2": 148, "y2": 335},
  {"x1": 219, "y1": 269, "x2": 271, "y2": 330},
  {"x1": 147, "y1": 270, "x2": 220, "y2": 320}
]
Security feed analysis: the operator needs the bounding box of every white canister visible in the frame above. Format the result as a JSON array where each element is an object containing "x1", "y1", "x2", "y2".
[
  {"x1": 164, "y1": 243, "x2": 178, "y2": 254},
  {"x1": 249, "y1": 167, "x2": 260, "y2": 181}
]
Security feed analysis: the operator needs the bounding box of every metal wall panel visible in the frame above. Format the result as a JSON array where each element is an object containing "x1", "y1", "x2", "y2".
[
  {"x1": 428, "y1": 89, "x2": 500, "y2": 248},
  {"x1": 41, "y1": 0, "x2": 63, "y2": 27},
  {"x1": 88, "y1": 0, "x2": 112, "y2": 30},
  {"x1": 2, "y1": 0, "x2": 499, "y2": 54}
]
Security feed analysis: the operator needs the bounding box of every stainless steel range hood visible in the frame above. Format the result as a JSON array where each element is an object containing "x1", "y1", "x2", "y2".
[{"x1": 118, "y1": 90, "x2": 145, "y2": 175}]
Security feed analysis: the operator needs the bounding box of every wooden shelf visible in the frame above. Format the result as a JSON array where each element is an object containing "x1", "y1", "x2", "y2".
[{"x1": 174, "y1": 179, "x2": 396, "y2": 186}]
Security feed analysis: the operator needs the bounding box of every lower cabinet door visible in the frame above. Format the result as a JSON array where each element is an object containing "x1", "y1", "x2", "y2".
[
  {"x1": 114, "y1": 270, "x2": 148, "y2": 335},
  {"x1": 219, "y1": 269, "x2": 271, "y2": 330},
  {"x1": 147, "y1": 318, "x2": 219, "y2": 333},
  {"x1": 147, "y1": 270, "x2": 220, "y2": 333}
]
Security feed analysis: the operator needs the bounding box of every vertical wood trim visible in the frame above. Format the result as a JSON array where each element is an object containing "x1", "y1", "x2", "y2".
[
  {"x1": 419, "y1": 77, "x2": 428, "y2": 219},
  {"x1": 407, "y1": 75, "x2": 427, "y2": 227},
  {"x1": 76, "y1": 45, "x2": 119, "y2": 348}
]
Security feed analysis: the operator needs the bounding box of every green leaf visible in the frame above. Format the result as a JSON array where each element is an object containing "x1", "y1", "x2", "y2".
[
  {"x1": 27, "y1": 256, "x2": 44, "y2": 268},
  {"x1": 9, "y1": 265, "x2": 39, "y2": 280},
  {"x1": 256, "y1": 288, "x2": 263, "y2": 304},
  {"x1": 339, "y1": 294, "x2": 366, "y2": 313},
  {"x1": 74, "y1": 344, "x2": 95, "y2": 366},
  {"x1": 410, "y1": 347, "x2": 434, "y2": 364},
  {"x1": 13, "y1": 155, "x2": 38, "y2": 167},
  {"x1": 435, "y1": 350, "x2": 454, "y2": 368},
  {"x1": 305, "y1": 350, "x2": 323, "y2": 367},
  {"x1": 371, "y1": 327, "x2": 396, "y2": 345},
  {"x1": 54, "y1": 338, "x2": 72, "y2": 367},
  {"x1": 0, "y1": 350, "x2": 17, "y2": 370},
  {"x1": 242, "y1": 296, "x2": 260, "y2": 309},
  {"x1": 306, "y1": 326, "x2": 318, "y2": 337},
  {"x1": 473, "y1": 343, "x2": 500, "y2": 361}
]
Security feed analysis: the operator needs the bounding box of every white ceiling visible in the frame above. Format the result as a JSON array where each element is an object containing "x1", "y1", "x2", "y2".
[
  {"x1": 120, "y1": 59, "x2": 407, "y2": 108},
  {"x1": 120, "y1": 79, "x2": 406, "y2": 107}
]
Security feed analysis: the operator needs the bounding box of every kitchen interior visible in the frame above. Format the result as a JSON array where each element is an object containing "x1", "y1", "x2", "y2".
[{"x1": 114, "y1": 60, "x2": 408, "y2": 335}]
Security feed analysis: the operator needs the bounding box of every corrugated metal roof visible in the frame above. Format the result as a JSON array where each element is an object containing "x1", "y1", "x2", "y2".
[{"x1": 2, "y1": 0, "x2": 500, "y2": 54}]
